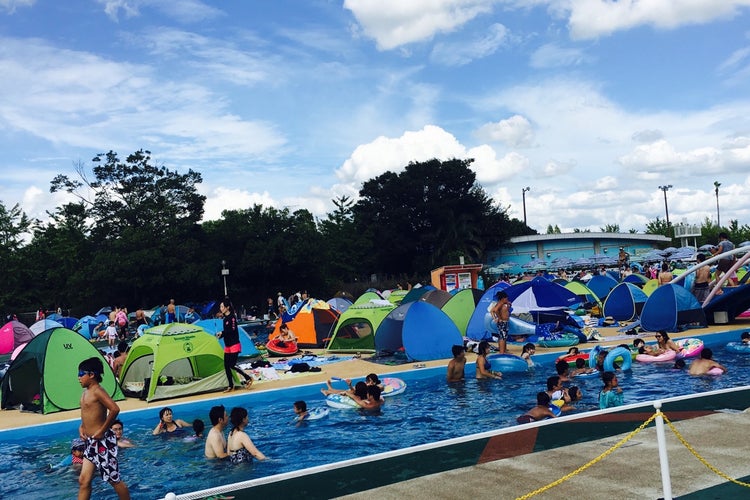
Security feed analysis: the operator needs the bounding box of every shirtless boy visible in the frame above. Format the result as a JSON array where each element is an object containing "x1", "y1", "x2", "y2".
[
  {"x1": 446, "y1": 344, "x2": 467, "y2": 382},
  {"x1": 688, "y1": 348, "x2": 728, "y2": 376},
  {"x1": 490, "y1": 291, "x2": 511, "y2": 354},
  {"x1": 77, "y1": 357, "x2": 130, "y2": 500},
  {"x1": 205, "y1": 405, "x2": 229, "y2": 459}
]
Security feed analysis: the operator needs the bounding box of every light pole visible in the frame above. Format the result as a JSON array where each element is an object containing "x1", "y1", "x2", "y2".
[
  {"x1": 221, "y1": 260, "x2": 229, "y2": 297},
  {"x1": 714, "y1": 181, "x2": 721, "y2": 227},
  {"x1": 522, "y1": 186, "x2": 531, "y2": 226},
  {"x1": 658, "y1": 185, "x2": 672, "y2": 228}
]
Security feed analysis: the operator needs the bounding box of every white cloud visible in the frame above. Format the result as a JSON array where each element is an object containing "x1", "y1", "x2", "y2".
[
  {"x1": 430, "y1": 23, "x2": 509, "y2": 66},
  {"x1": 475, "y1": 115, "x2": 534, "y2": 148},
  {"x1": 202, "y1": 186, "x2": 276, "y2": 221},
  {"x1": 343, "y1": 0, "x2": 496, "y2": 50},
  {"x1": 95, "y1": 0, "x2": 223, "y2": 23},
  {"x1": 565, "y1": 0, "x2": 750, "y2": 40},
  {"x1": 470, "y1": 148, "x2": 528, "y2": 184},
  {"x1": 0, "y1": 0, "x2": 34, "y2": 13},
  {"x1": 618, "y1": 139, "x2": 723, "y2": 172},
  {"x1": 529, "y1": 42, "x2": 590, "y2": 68}
]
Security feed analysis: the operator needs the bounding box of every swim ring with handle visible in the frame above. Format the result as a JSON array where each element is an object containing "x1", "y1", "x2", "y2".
[
  {"x1": 603, "y1": 346, "x2": 632, "y2": 371},
  {"x1": 636, "y1": 349, "x2": 677, "y2": 363}
]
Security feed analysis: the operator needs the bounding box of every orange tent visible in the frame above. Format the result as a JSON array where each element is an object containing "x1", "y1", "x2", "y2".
[{"x1": 269, "y1": 299, "x2": 340, "y2": 348}]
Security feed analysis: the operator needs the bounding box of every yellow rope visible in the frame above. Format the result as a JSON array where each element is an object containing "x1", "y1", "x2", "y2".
[
  {"x1": 515, "y1": 413, "x2": 657, "y2": 500},
  {"x1": 661, "y1": 413, "x2": 750, "y2": 489}
]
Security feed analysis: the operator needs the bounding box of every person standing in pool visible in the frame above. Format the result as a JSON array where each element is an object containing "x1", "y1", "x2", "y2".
[
  {"x1": 152, "y1": 407, "x2": 190, "y2": 435},
  {"x1": 77, "y1": 357, "x2": 130, "y2": 500},
  {"x1": 227, "y1": 407, "x2": 267, "y2": 463},
  {"x1": 447, "y1": 344, "x2": 467, "y2": 382},
  {"x1": 598, "y1": 371, "x2": 623, "y2": 409},
  {"x1": 688, "y1": 348, "x2": 728, "y2": 375},
  {"x1": 475, "y1": 341, "x2": 502, "y2": 379},
  {"x1": 490, "y1": 291, "x2": 511, "y2": 354},
  {"x1": 205, "y1": 405, "x2": 229, "y2": 459}
]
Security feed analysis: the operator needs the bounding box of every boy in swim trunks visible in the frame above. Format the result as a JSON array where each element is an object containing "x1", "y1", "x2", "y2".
[
  {"x1": 490, "y1": 291, "x2": 511, "y2": 354},
  {"x1": 77, "y1": 356, "x2": 130, "y2": 499}
]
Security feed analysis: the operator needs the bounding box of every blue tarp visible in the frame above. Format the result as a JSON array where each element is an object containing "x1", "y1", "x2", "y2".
[
  {"x1": 375, "y1": 301, "x2": 462, "y2": 361},
  {"x1": 640, "y1": 284, "x2": 706, "y2": 332},
  {"x1": 603, "y1": 283, "x2": 648, "y2": 321}
]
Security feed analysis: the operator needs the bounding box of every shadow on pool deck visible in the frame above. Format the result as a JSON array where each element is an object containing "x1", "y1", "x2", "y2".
[{"x1": 335, "y1": 409, "x2": 750, "y2": 500}]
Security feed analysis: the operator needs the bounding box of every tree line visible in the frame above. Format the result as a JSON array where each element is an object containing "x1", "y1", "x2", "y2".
[{"x1": 0, "y1": 152, "x2": 530, "y2": 318}]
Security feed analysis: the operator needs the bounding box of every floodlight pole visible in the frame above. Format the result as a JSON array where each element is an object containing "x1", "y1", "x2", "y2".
[
  {"x1": 658, "y1": 185, "x2": 672, "y2": 229},
  {"x1": 522, "y1": 186, "x2": 531, "y2": 226},
  {"x1": 714, "y1": 181, "x2": 721, "y2": 228},
  {"x1": 221, "y1": 260, "x2": 229, "y2": 297}
]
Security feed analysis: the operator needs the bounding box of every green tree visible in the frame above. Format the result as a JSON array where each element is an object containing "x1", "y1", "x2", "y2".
[
  {"x1": 50, "y1": 150, "x2": 209, "y2": 308},
  {"x1": 0, "y1": 201, "x2": 33, "y2": 312},
  {"x1": 645, "y1": 217, "x2": 671, "y2": 240},
  {"x1": 600, "y1": 224, "x2": 620, "y2": 233},
  {"x1": 353, "y1": 158, "x2": 519, "y2": 276}
]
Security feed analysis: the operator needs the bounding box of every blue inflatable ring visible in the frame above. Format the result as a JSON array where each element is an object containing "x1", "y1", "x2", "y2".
[
  {"x1": 604, "y1": 346, "x2": 632, "y2": 371},
  {"x1": 487, "y1": 354, "x2": 528, "y2": 373}
]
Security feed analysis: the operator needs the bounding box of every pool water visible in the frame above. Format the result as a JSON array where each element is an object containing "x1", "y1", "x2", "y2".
[{"x1": 2, "y1": 338, "x2": 750, "y2": 499}]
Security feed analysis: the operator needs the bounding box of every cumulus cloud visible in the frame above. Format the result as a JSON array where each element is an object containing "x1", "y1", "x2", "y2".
[
  {"x1": 618, "y1": 139, "x2": 724, "y2": 173},
  {"x1": 529, "y1": 42, "x2": 590, "y2": 68},
  {"x1": 540, "y1": 159, "x2": 575, "y2": 177},
  {"x1": 565, "y1": 0, "x2": 750, "y2": 40},
  {"x1": 430, "y1": 23, "x2": 509, "y2": 66},
  {"x1": 343, "y1": 0, "x2": 495, "y2": 50},
  {"x1": 475, "y1": 115, "x2": 534, "y2": 148}
]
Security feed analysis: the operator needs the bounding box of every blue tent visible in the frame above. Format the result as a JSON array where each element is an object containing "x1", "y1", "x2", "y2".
[
  {"x1": 603, "y1": 283, "x2": 648, "y2": 321},
  {"x1": 465, "y1": 281, "x2": 511, "y2": 340},
  {"x1": 640, "y1": 284, "x2": 706, "y2": 332},
  {"x1": 400, "y1": 285, "x2": 436, "y2": 304},
  {"x1": 504, "y1": 277, "x2": 579, "y2": 314},
  {"x1": 375, "y1": 301, "x2": 462, "y2": 361},
  {"x1": 194, "y1": 319, "x2": 261, "y2": 357},
  {"x1": 73, "y1": 315, "x2": 102, "y2": 338},
  {"x1": 587, "y1": 274, "x2": 619, "y2": 300}
]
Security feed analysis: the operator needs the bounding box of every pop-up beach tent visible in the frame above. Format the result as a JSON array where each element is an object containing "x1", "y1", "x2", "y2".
[
  {"x1": 119, "y1": 323, "x2": 233, "y2": 402},
  {"x1": 268, "y1": 299, "x2": 339, "y2": 348},
  {"x1": 640, "y1": 284, "x2": 706, "y2": 332},
  {"x1": 465, "y1": 281, "x2": 511, "y2": 341},
  {"x1": 1, "y1": 327, "x2": 124, "y2": 414},
  {"x1": 375, "y1": 301, "x2": 463, "y2": 361},
  {"x1": 325, "y1": 302, "x2": 395, "y2": 352},
  {"x1": 586, "y1": 274, "x2": 619, "y2": 301},
  {"x1": 0, "y1": 320, "x2": 34, "y2": 355},
  {"x1": 603, "y1": 283, "x2": 648, "y2": 321},
  {"x1": 441, "y1": 288, "x2": 483, "y2": 336}
]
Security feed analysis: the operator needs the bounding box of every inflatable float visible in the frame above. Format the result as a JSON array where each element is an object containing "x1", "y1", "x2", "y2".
[
  {"x1": 488, "y1": 353, "x2": 528, "y2": 373},
  {"x1": 559, "y1": 353, "x2": 589, "y2": 368},
  {"x1": 636, "y1": 349, "x2": 677, "y2": 363},
  {"x1": 603, "y1": 346, "x2": 632, "y2": 371},
  {"x1": 305, "y1": 407, "x2": 330, "y2": 420},
  {"x1": 381, "y1": 377, "x2": 406, "y2": 397},
  {"x1": 725, "y1": 342, "x2": 750, "y2": 353},
  {"x1": 707, "y1": 367, "x2": 724, "y2": 376},
  {"x1": 675, "y1": 338, "x2": 703, "y2": 359},
  {"x1": 265, "y1": 338, "x2": 298, "y2": 357},
  {"x1": 536, "y1": 334, "x2": 579, "y2": 348},
  {"x1": 325, "y1": 393, "x2": 359, "y2": 409}
]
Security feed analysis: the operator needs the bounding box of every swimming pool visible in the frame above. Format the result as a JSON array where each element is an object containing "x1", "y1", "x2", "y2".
[{"x1": 2, "y1": 330, "x2": 749, "y2": 499}]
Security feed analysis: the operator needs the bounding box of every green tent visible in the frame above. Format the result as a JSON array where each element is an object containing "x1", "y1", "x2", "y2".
[
  {"x1": 353, "y1": 291, "x2": 383, "y2": 305},
  {"x1": 325, "y1": 302, "x2": 395, "y2": 353},
  {"x1": 441, "y1": 288, "x2": 482, "y2": 336},
  {"x1": 564, "y1": 281, "x2": 603, "y2": 311},
  {"x1": 119, "y1": 323, "x2": 234, "y2": 402},
  {"x1": 1, "y1": 327, "x2": 124, "y2": 414}
]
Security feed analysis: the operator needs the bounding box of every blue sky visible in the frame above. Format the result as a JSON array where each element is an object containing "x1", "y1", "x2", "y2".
[{"x1": 1, "y1": 0, "x2": 750, "y2": 234}]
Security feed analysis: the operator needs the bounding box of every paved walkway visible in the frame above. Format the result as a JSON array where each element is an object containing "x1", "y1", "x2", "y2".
[{"x1": 337, "y1": 409, "x2": 750, "y2": 500}]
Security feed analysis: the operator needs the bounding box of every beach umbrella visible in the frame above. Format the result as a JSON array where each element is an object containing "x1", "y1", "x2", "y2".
[
  {"x1": 504, "y1": 277, "x2": 580, "y2": 314},
  {"x1": 522, "y1": 258, "x2": 548, "y2": 270},
  {"x1": 739, "y1": 241, "x2": 750, "y2": 248},
  {"x1": 573, "y1": 257, "x2": 592, "y2": 268},
  {"x1": 698, "y1": 244, "x2": 715, "y2": 251}
]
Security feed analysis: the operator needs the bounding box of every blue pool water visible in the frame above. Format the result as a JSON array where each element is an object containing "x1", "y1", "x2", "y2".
[{"x1": 2, "y1": 332, "x2": 750, "y2": 499}]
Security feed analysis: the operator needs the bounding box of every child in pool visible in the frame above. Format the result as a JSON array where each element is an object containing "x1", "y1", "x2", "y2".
[
  {"x1": 293, "y1": 401, "x2": 308, "y2": 422},
  {"x1": 598, "y1": 371, "x2": 623, "y2": 409},
  {"x1": 476, "y1": 340, "x2": 502, "y2": 379},
  {"x1": 741, "y1": 332, "x2": 750, "y2": 345},
  {"x1": 521, "y1": 342, "x2": 536, "y2": 367},
  {"x1": 184, "y1": 419, "x2": 205, "y2": 441},
  {"x1": 71, "y1": 438, "x2": 85, "y2": 466},
  {"x1": 570, "y1": 357, "x2": 596, "y2": 377},
  {"x1": 516, "y1": 392, "x2": 558, "y2": 424}
]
